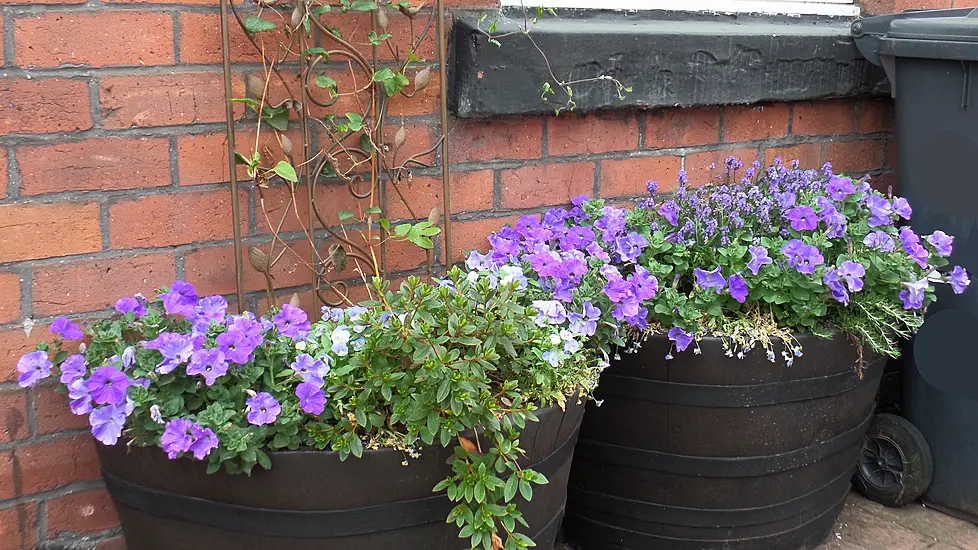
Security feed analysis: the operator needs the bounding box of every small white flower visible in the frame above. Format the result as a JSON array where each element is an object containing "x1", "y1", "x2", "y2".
[
  {"x1": 150, "y1": 404, "x2": 164, "y2": 424},
  {"x1": 466, "y1": 271, "x2": 480, "y2": 283},
  {"x1": 665, "y1": 353, "x2": 674, "y2": 360},
  {"x1": 295, "y1": 341, "x2": 307, "y2": 351}
]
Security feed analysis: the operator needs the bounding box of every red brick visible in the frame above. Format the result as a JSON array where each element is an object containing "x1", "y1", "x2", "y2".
[
  {"x1": 886, "y1": 139, "x2": 898, "y2": 169},
  {"x1": 0, "y1": 153, "x2": 7, "y2": 198},
  {"x1": 0, "y1": 271, "x2": 20, "y2": 324},
  {"x1": 449, "y1": 118, "x2": 542, "y2": 163},
  {"x1": 683, "y1": 148, "x2": 760, "y2": 187},
  {"x1": 547, "y1": 113, "x2": 639, "y2": 156},
  {"x1": 723, "y1": 104, "x2": 791, "y2": 142},
  {"x1": 99, "y1": 537, "x2": 127, "y2": 550},
  {"x1": 179, "y1": 12, "x2": 285, "y2": 64},
  {"x1": 0, "y1": 202, "x2": 101, "y2": 262},
  {"x1": 896, "y1": 0, "x2": 951, "y2": 9},
  {"x1": 12, "y1": 435, "x2": 100, "y2": 497},
  {"x1": 764, "y1": 143, "x2": 823, "y2": 170},
  {"x1": 387, "y1": 72, "x2": 441, "y2": 117},
  {"x1": 871, "y1": 171, "x2": 899, "y2": 195},
  {"x1": 184, "y1": 241, "x2": 313, "y2": 297},
  {"x1": 383, "y1": 124, "x2": 436, "y2": 171},
  {"x1": 446, "y1": 215, "x2": 520, "y2": 265},
  {"x1": 175, "y1": 129, "x2": 292, "y2": 187},
  {"x1": 15, "y1": 12, "x2": 173, "y2": 68},
  {"x1": 104, "y1": 0, "x2": 241, "y2": 3},
  {"x1": 34, "y1": 385, "x2": 89, "y2": 435},
  {"x1": 0, "y1": 0, "x2": 83, "y2": 3},
  {"x1": 857, "y1": 100, "x2": 895, "y2": 134},
  {"x1": 254, "y1": 182, "x2": 358, "y2": 235},
  {"x1": 792, "y1": 100, "x2": 856, "y2": 136},
  {"x1": 0, "y1": 78, "x2": 92, "y2": 135},
  {"x1": 0, "y1": 389, "x2": 29, "y2": 443},
  {"x1": 501, "y1": 162, "x2": 595, "y2": 208},
  {"x1": 387, "y1": 171, "x2": 493, "y2": 220},
  {"x1": 32, "y1": 253, "x2": 175, "y2": 316},
  {"x1": 0, "y1": 503, "x2": 37, "y2": 550},
  {"x1": 599, "y1": 156, "x2": 682, "y2": 198},
  {"x1": 825, "y1": 139, "x2": 886, "y2": 175},
  {"x1": 0, "y1": 326, "x2": 47, "y2": 384},
  {"x1": 47, "y1": 488, "x2": 120, "y2": 537},
  {"x1": 645, "y1": 107, "x2": 721, "y2": 149},
  {"x1": 109, "y1": 190, "x2": 243, "y2": 249},
  {"x1": 18, "y1": 138, "x2": 170, "y2": 195},
  {"x1": 99, "y1": 73, "x2": 244, "y2": 129}
]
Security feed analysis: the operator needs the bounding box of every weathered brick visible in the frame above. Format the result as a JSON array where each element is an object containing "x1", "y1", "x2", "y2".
[
  {"x1": 0, "y1": 202, "x2": 101, "y2": 263},
  {"x1": 0, "y1": 326, "x2": 46, "y2": 384},
  {"x1": 98, "y1": 537, "x2": 128, "y2": 550},
  {"x1": 501, "y1": 162, "x2": 595, "y2": 208},
  {"x1": 723, "y1": 104, "x2": 791, "y2": 142},
  {"x1": 32, "y1": 253, "x2": 175, "y2": 316},
  {"x1": 47, "y1": 488, "x2": 120, "y2": 537},
  {"x1": 645, "y1": 107, "x2": 721, "y2": 149},
  {"x1": 886, "y1": 139, "x2": 898, "y2": 169},
  {"x1": 387, "y1": 72, "x2": 441, "y2": 117},
  {"x1": 254, "y1": 182, "x2": 358, "y2": 235},
  {"x1": 0, "y1": 503, "x2": 37, "y2": 550},
  {"x1": 384, "y1": 123, "x2": 436, "y2": 168},
  {"x1": 0, "y1": 153, "x2": 7, "y2": 198},
  {"x1": 183, "y1": 240, "x2": 312, "y2": 297},
  {"x1": 0, "y1": 78, "x2": 92, "y2": 135},
  {"x1": 34, "y1": 384, "x2": 89, "y2": 435},
  {"x1": 11, "y1": 435, "x2": 100, "y2": 497},
  {"x1": 99, "y1": 73, "x2": 243, "y2": 129},
  {"x1": 896, "y1": 0, "x2": 951, "y2": 9},
  {"x1": 18, "y1": 137, "x2": 170, "y2": 195},
  {"x1": 764, "y1": 143, "x2": 823, "y2": 170},
  {"x1": 792, "y1": 100, "x2": 856, "y2": 136},
  {"x1": 548, "y1": 113, "x2": 639, "y2": 156},
  {"x1": 0, "y1": 389, "x2": 29, "y2": 443},
  {"x1": 0, "y1": 271, "x2": 21, "y2": 324},
  {"x1": 857, "y1": 99, "x2": 895, "y2": 134},
  {"x1": 109, "y1": 190, "x2": 243, "y2": 249},
  {"x1": 449, "y1": 118, "x2": 542, "y2": 163},
  {"x1": 15, "y1": 12, "x2": 173, "y2": 68},
  {"x1": 179, "y1": 13, "x2": 285, "y2": 64},
  {"x1": 825, "y1": 139, "x2": 886, "y2": 175},
  {"x1": 386, "y1": 171, "x2": 494, "y2": 220},
  {"x1": 599, "y1": 156, "x2": 682, "y2": 198},
  {"x1": 683, "y1": 148, "x2": 760, "y2": 186}
]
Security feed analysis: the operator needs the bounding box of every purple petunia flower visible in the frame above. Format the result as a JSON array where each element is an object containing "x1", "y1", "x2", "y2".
[
  {"x1": 863, "y1": 231, "x2": 895, "y2": 252},
  {"x1": 630, "y1": 267, "x2": 658, "y2": 301},
  {"x1": 900, "y1": 227, "x2": 929, "y2": 268},
  {"x1": 216, "y1": 329, "x2": 261, "y2": 365},
  {"x1": 532, "y1": 300, "x2": 567, "y2": 325},
  {"x1": 192, "y1": 295, "x2": 229, "y2": 334},
  {"x1": 273, "y1": 304, "x2": 310, "y2": 340},
  {"x1": 694, "y1": 266, "x2": 726, "y2": 294},
  {"x1": 86, "y1": 366, "x2": 130, "y2": 405},
  {"x1": 826, "y1": 176, "x2": 856, "y2": 201},
  {"x1": 838, "y1": 261, "x2": 866, "y2": 292},
  {"x1": 291, "y1": 354, "x2": 329, "y2": 388},
  {"x1": 786, "y1": 206, "x2": 819, "y2": 232},
  {"x1": 950, "y1": 266, "x2": 971, "y2": 295},
  {"x1": 189, "y1": 424, "x2": 219, "y2": 460},
  {"x1": 668, "y1": 327, "x2": 694, "y2": 353},
  {"x1": 161, "y1": 418, "x2": 194, "y2": 459},
  {"x1": 781, "y1": 240, "x2": 824, "y2": 275},
  {"x1": 568, "y1": 302, "x2": 600, "y2": 336},
  {"x1": 866, "y1": 195, "x2": 893, "y2": 227},
  {"x1": 585, "y1": 241, "x2": 610, "y2": 262},
  {"x1": 50, "y1": 317, "x2": 84, "y2": 341},
  {"x1": 542, "y1": 350, "x2": 560, "y2": 368},
  {"x1": 121, "y1": 347, "x2": 136, "y2": 370},
  {"x1": 89, "y1": 404, "x2": 127, "y2": 446},
  {"x1": 728, "y1": 273, "x2": 748, "y2": 303},
  {"x1": 296, "y1": 382, "x2": 327, "y2": 415},
  {"x1": 560, "y1": 226, "x2": 596, "y2": 252},
  {"x1": 68, "y1": 378, "x2": 93, "y2": 415},
  {"x1": 658, "y1": 201, "x2": 680, "y2": 226},
  {"x1": 114, "y1": 297, "x2": 147, "y2": 318},
  {"x1": 146, "y1": 332, "x2": 195, "y2": 373},
  {"x1": 160, "y1": 281, "x2": 199, "y2": 317},
  {"x1": 615, "y1": 232, "x2": 648, "y2": 263},
  {"x1": 186, "y1": 348, "x2": 229, "y2": 386},
  {"x1": 823, "y1": 269, "x2": 849, "y2": 305},
  {"x1": 246, "y1": 392, "x2": 281, "y2": 426},
  {"x1": 59, "y1": 354, "x2": 87, "y2": 385},
  {"x1": 892, "y1": 197, "x2": 912, "y2": 220},
  {"x1": 747, "y1": 246, "x2": 773, "y2": 276},
  {"x1": 927, "y1": 231, "x2": 954, "y2": 257},
  {"x1": 899, "y1": 278, "x2": 929, "y2": 310},
  {"x1": 17, "y1": 351, "x2": 52, "y2": 388}
]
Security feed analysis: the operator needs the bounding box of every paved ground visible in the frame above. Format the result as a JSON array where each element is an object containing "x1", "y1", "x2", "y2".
[{"x1": 817, "y1": 491, "x2": 978, "y2": 550}]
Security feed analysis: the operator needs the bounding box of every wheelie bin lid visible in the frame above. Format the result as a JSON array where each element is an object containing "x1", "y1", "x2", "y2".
[{"x1": 852, "y1": 7, "x2": 978, "y2": 65}]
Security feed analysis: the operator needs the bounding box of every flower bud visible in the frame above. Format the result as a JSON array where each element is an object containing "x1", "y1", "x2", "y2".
[
  {"x1": 374, "y1": 8, "x2": 389, "y2": 30},
  {"x1": 247, "y1": 74, "x2": 266, "y2": 100},
  {"x1": 289, "y1": 292, "x2": 302, "y2": 308},
  {"x1": 394, "y1": 125, "x2": 407, "y2": 149},
  {"x1": 249, "y1": 246, "x2": 270, "y2": 274},
  {"x1": 414, "y1": 67, "x2": 431, "y2": 91}
]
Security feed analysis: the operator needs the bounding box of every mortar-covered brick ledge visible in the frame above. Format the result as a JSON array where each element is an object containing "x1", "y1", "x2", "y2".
[{"x1": 449, "y1": 9, "x2": 889, "y2": 117}]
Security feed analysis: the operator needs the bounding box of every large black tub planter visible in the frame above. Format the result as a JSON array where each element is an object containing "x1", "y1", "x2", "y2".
[
  {"x1": 99, "y1": 400, "x2": 584, "y2": 550},
  {"x1": 565, "y1": 334, "x2": 883, "y2": 550}
]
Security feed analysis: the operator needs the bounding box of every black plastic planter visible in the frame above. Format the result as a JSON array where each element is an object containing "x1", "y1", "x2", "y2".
[
  {"x1": 99, "y1": 401, "x2": 584, "y2": 550},
  {"x1": 564, "y1": 333, "x2": 884, "y2": 550}
]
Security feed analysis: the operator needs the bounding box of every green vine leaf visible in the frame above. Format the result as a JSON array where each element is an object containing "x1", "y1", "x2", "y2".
[
  {"x1": 350, "y1": 0, "x2": 379, "y2": 11},
  {"x1": 368, "y1": 31, "x2": 392, "y2": 45},
  {"x1": 345, "y1": 113, "x2": 364, "y2": 132},
  {"x1": 243, "y1": 16, "x2": 278, "y2": 34},
  {"x1": 271, "y1": 161, "x2": 298, "y2": 182},
  {"x1": 372, "y1": 68, "x2": 410, "y2": 97},
  {"x1": 300, "y1": 47, "x2": 330, "y2": 59}
]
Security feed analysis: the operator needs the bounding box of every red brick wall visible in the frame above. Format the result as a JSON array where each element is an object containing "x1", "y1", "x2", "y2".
[{"x1": 0, "y1": 1, "x2": 899, "y2": 548}]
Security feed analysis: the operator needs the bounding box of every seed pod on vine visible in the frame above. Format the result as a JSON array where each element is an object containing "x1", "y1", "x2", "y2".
[
  {"x1": 374, "y1": 7, "x2": 389, "y2": 31},
  {"x1": 394, "y1": 125, "x2": 407, "y2": 149},
  {"x1": 398, "y1": 2, "x2": 424, "y2": 18},
  {"x1": 248, "y1": 246, "x2": 270, "y2": 274},
  {"x1": 414, "y1": 67, "x2": 431, "y2": 91},
  {"x1": 279, "y1": 134, "x2": 293, "y2": 156},
  {"x1": 246, "y1": 74, "x2": 266, "y2": 100},
  {"x1": 290, "y1": 5, "x2": 303, "y2": 30},
  {"x1": 289, "y1": 292, "x2": 302, "y2": 308},
  {"x1": 327, "y1": 243, "x2": 349, "y2": 272},
  {"x1": 428, "y1": 207, "x2": 440, "y2": 226}
]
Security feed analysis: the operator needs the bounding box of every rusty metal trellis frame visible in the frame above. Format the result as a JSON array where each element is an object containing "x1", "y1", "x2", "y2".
[{"x1": 217, "y1": 0, "x2": 453, "y2": 312}]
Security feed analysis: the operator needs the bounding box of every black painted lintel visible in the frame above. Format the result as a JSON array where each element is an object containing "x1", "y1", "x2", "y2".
[{"x1": 449, "y1": 10, "x2": 889, "y2": 118}]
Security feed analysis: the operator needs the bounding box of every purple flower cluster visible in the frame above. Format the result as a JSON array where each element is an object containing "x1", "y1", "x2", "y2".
[{"x1": 161, "y1": 418, "x2": 219, "y2": 459}]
